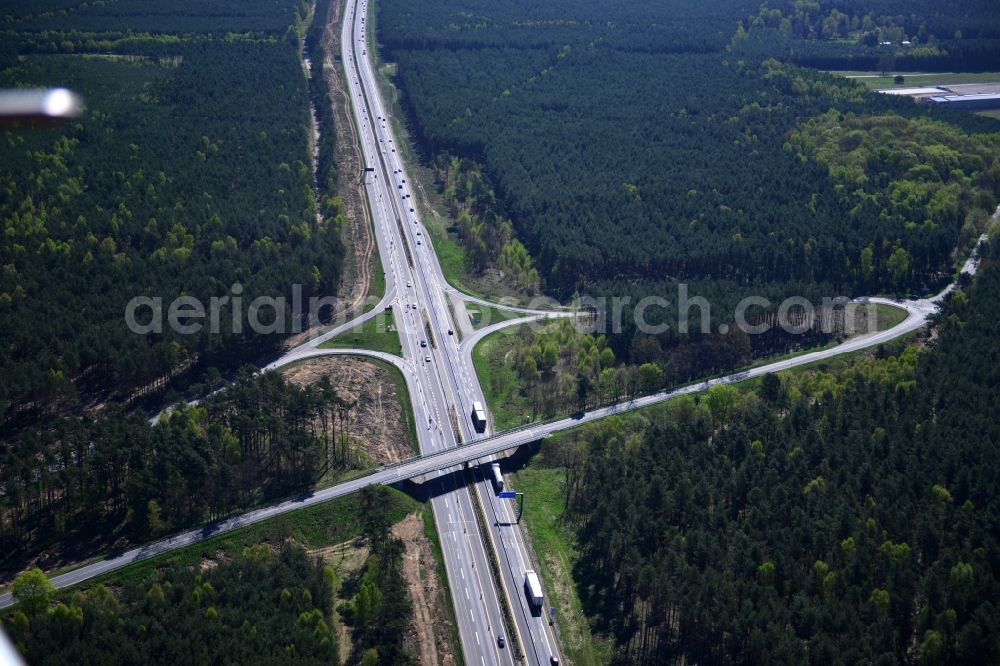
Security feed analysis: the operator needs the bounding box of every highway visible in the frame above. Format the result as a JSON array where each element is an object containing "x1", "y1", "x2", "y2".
[
  {"x1": 339, "y1": 0, "x2": 574, "y2": 660},
  {"x1": 341, "y1": 0, "x2": 534, "y2": 662},
  {"x1": 0, "y1": 245, "x2": 983, "y2": 625}
]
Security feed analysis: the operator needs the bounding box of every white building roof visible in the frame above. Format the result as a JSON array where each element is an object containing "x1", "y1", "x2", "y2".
[{"x1": 876, "y1": 87, "x2": 946, "y2": 96}]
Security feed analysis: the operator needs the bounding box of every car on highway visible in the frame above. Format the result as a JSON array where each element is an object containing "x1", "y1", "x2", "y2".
[
  {"x1": 406, "y1": 280, "x2": 412, "y2": 287},
  {"x1": 409, "y1": 207, "x2": 414, "y2": 212},
  {"x1": 417, "y1": 240, "x2": 422, "y2": 245},
  {"x1": 420, "y1": 340, "x2": 427, "y2": 347},
  {"x1": 424, "y1": 355, "x2": 431, "y2": 362},
  {"x1": 497, "y1": 635, "x2": 505, "y2": 648},
  {"x1": 550, "y1": 657, "x2": 560, "y2": 666},
  {"x1": 447, "y1": 329, "x2": 453, "y2": 335}
]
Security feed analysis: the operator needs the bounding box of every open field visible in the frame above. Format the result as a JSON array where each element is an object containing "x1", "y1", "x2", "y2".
[{"x1": 829, "y1": 70, "x2": 1000, "y2": 89}]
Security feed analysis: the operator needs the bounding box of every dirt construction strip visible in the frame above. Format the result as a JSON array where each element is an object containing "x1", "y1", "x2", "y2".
[
  {"x1": 324, "y1": 0, "x2": 376, "y2": 320},
  {"x1": 393, "y1": 513, "x2": 457, "y2": 666},
  {"x1": 281, "y1": 356, "x2": 413, "y2": 465},
  {"x1": 284, "y1": 0, "x2": 375, "y2": 356}
]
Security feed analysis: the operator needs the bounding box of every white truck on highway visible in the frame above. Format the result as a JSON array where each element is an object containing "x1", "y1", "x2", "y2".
[
  {"x1": 490, "y1": 462, "x2": 504, "y2": 492},
  {"x1": 471, "y1": 400, "x2": 487, "y2": 433},
  {"x1": 524, "y1": 570, "x2": 544, "y2": 608}
]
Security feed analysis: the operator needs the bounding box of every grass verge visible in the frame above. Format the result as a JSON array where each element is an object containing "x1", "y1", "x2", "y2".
[
  {"x1": 426, "y1": 226, "x2": 485, "y2": 298},
  {"x1": 471, "y1": 328, "x2": 528, "y2": 431},
  {"x1": 321, "y1": 308, "x2": 402, "y2": 355},
  {"x1": 467, "y1": 303, "x2": 521, "y2": 329},
  {"x1": 875, "y1": 302, "x2": 908, "y2": 330},
  {"x1": 56, "y1": 489, "x2": 420, "y2": 594},
  {"x1": 510, "y1": 464, "x2": 613, "y2": 666},
  {"x1": 369, "y1": 247, "x2": 386, "y2": 306}
]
